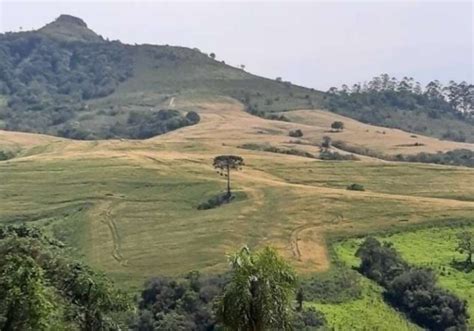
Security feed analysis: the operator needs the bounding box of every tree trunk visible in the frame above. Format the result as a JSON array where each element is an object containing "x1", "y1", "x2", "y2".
[{"x1": 2, "y1": 304, "x2": 15, "y2": 331}]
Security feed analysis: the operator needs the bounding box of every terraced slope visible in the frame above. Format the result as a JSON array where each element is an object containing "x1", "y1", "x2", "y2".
[{"x1": 1, "y1": 98, "x2": 474, "y2": 290}]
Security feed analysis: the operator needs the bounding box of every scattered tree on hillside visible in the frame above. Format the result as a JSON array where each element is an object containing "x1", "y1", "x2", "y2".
[
  {"x1": 289, "y1": 129, "x2": 303, "y2": 138},
  {"x1": 209, "y1": 52, "x2": 216, "y2": 59},
  {"x1": 456, "y1": 230, "x2": 473, "y2": 268},
  {"x1": 240, "y1": 64, "x2": 246, "y2": 70},
  {"x1": 276, "y1": 77, "x2": 282, "y2": 82},
  {"x1": 213, "y1": 155, "x2": 244, "y2": 200},
  {"x1": 331, "y1": 121, "x2": 344, "y2": 132},
  {"x1": 216, "y1": 246, "x2": 297, "y2": 331},
  {"x1": 321, "y1": 136, "x2": 332, "y2": 149}
]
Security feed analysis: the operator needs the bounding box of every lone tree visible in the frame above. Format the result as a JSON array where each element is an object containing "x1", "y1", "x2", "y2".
[
  {"x1": 456, "y1": 231, "x2": 473, "y2": 267},
  {"x1": 331, "y1": 121, "x2": 344, "y2": 132},
  {"x1": 213, "y1": 155, "x2": 244, "y2": 199},
  {"x1": 209, "y1": 52, "x2": 216, "y2": 59},
  {"x1": 321, "y1": 136, "x2": 332, "y2": 149},
  {"x1": 217, "y1": 246, "x2": 297, "y2": 331}
]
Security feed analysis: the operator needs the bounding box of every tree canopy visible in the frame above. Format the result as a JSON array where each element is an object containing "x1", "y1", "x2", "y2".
[
  {"x1": 0, "y1": 224, "x2": 130, "y2": 330},
  {"x1": 216, "y1": 246, "x2": 297, "y2": 331},
  {"x1": 213, "y1": 155, "x2": 244, "y2": 199}
]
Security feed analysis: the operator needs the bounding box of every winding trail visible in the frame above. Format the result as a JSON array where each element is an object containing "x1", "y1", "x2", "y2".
[{"x1": 100, "y1": 200, "x2": 127, "y2": 266}]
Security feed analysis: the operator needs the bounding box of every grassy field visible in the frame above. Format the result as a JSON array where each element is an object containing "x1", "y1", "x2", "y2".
[
  {"x1": 311, "y1": 276, "x2": 420, "y2": 330},
  {"x1": 334, "y1": 224, "x2": 474, "y2": 323},
  {"x1": 1, "y1": 98, "x2": 474, "y2": 296}
]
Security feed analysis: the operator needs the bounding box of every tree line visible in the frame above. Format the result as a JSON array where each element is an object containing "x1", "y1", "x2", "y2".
[
  {"x1": 356, "y1": 237, "x2": 470, "y2": 330},
  {"x1": 325, "y1": 74, "x2": 474, "y2": 142},
  {"x1": 328, "y1": 75, "x2": 473, "y2": 115}
]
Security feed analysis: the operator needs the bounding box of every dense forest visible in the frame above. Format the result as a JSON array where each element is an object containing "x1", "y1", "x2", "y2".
[
  {"x1": 0, "y1": 28, "x2": 201, "y2": 139},
  {"x1": 325, "y1": 74, "x2": 474, "y2": 142},
  {"x1": 0, "y1": 31, "x2": 135, "y2": 137}
]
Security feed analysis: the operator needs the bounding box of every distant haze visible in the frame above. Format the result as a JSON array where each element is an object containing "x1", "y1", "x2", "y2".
[{"x1": 1, "y1": 1, "x2": 472, "y2": 90}]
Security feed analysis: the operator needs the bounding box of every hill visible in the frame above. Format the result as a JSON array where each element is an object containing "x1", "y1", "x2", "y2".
[
  {"x1": 0, "y1": 15, "x2": 323, "y2": 139},
  {"x1": 2, "y1": 15, "x2": 471, "y2": 143}
]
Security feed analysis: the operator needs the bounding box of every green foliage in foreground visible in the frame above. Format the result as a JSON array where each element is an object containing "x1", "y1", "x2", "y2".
[
  {"x1": 335, "y1": 224, "x2": 474, "y2": 326},
  {"x1": 301, "y1": 268, "x2": 362, "y2": 304},
  {"x1": 356, "y1": 237, "x2": 469, "y2": 329},
  {"x1": 311, "y1": 276, "x2": 419, "y2": 331},
  {"x1": 216, "y1": 246, "x2": 297, "y2": 331},
  {"x1": 0, "y1": 225, "x2": 130, "y2": 330},
  {"x1": 131, "y1": 246, "x2": 326, "y2": 330},
  {"x1": 131, "y1": 271, "x2": 228, "y2": 330}
]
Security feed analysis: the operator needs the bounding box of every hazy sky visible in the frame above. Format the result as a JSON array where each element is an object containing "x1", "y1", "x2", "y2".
[{"x1": 1, "y1": 0, "x2": 472, "y2": 90}]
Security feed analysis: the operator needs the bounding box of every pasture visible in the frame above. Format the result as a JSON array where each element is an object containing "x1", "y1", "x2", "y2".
[{"x1": 1, "y1": 98, "x2": 474, "y2": 294}]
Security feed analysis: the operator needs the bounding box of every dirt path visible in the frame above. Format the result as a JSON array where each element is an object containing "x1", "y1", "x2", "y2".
[
  {"x1": 169, "y1": 97, "x2": 175, "y2": 107},
  {"x1": 100, "y1": 200, "x2": 127, "y2": 266}
]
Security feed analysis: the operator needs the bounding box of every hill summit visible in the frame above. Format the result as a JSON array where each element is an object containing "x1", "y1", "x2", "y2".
[{"x1": 38, "y1": 14, "x2": 103, "y2": 42}]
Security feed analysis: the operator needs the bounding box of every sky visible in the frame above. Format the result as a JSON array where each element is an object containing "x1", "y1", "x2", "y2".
[{"x1": 0, "y1": 0, "x2": 472, "y2": 90}]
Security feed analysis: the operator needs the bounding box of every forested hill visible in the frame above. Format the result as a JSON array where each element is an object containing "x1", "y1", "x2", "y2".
[
  {"x1": 324, "y1": 75, "x2": 474, "y2": 142},
  {"x1": 0, "y1": 15, "x2": 472, "y2": 142},
  {"x1": 0, "y1": 15, "x2": 323, "y2": 139}
]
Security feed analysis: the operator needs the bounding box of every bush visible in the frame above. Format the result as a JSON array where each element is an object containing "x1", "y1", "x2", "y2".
[
  {"x1": 331, "y1": 121, "x2": 344, "y2": 131},
  {"x1": 185, "y1": 111, "x2": 200, "y2": 123},
  {"x1": 347, "y1": 183, "x2": 365, "y2": 191},
  {"x1": 292, "y1": 308, "x2": 327, "y2": 330},
  {"x1": 387, "y1": 269, "x2": 469, "y2": 330},
  {"x1": 301, "y1": 268, "x2": 362, "y2": 304},
  {"x1": 356, "y1": 237, "x2": 470, "y2": 330},
  {"x1": 240, "y1": 143, "x2": 315, "y2": 159},
  {"x1": 0, "y1": 150, "x2": 15, "y2": 161},
  {"x1": 289, "y1": 129, "x2": 303, "y2": 137},
  {"x1": 319, "y1": 150, "x2": 358, "y2": 161},
  {"x1": 197, "y1": 194, "x2": 234, "y2": 210},
  {"x1": 132, "y1": 272, "x2": 229, "y2": 330},
  {"x1": 321, "y1": 136, "x2": 332, "y2": 149}
]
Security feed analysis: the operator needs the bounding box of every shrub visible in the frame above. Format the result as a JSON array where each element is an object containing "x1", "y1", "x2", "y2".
[
  {"x1": 197, "y1": 194, "x2": 234, "y2": 210},
  {"x1": 356, "y1": 238, "x2": 470, "y2": 330},
  {"x1": 347, "y1": 183, "x2": 365, "y2": 191},
  {"x1": 185, "y1": 111, "x2": 200, "y2": 123},
  {"x1": 331, "y1": 121, "x2": 344, "y2": 131},
  {"x1": 292, "y1": 308, "x2": 327, "y2": 330},
  {"x1": 301, "y1": 268, "x2": 362, "y2": 304},
  {"x1": 240, "y1": 144, "x2": 315, "y2": 159},
  {"x1": 321, "y1": 136, "x2": 332, "y2": 149},
  {"x1": 319, "y1": 150, "x2": 358, "y2": 161},
  {"x1": 289, "y1": 129, "x2": 303, "y2": 137},
  {"x1": 0, "y1": 150, "x2": 15, "y2": 161}
]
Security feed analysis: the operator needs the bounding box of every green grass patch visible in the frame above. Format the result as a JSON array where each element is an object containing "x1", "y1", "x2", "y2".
[
  {"x1": 310, "y1": 276, "x2": 419, "y2": 330},
  {"x1": 334, "y1": 224, "x2": 474, "y2": 322}
]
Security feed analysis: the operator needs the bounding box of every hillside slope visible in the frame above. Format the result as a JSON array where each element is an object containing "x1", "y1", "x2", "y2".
[
  {"x1": 1, "y1": 98, "x2": 473, "y2": 287},
  {"x1": 0, "y1": 15, "x2": 323, "y2": 139}
]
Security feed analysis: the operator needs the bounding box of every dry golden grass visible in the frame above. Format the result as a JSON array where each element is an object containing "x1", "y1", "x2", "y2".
[
  {"x1": 284, "y1": 109, "x2": 474, "y2": 155},
  {"x1": 1, "y1": 98, "x2": 474, "y2": 286}
]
